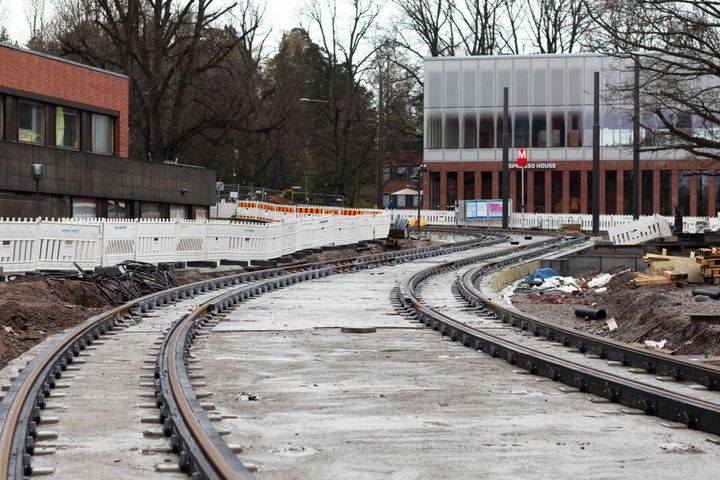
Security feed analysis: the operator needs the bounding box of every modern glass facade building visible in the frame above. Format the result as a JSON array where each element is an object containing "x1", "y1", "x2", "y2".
[{"x1": 423, "y1": 53, "x2": 715, "y2": 216}]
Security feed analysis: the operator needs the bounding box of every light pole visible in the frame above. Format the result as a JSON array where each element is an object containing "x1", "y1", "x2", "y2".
[{"x1": 415, "y1": 164, "x2": 429, "y2": 238}]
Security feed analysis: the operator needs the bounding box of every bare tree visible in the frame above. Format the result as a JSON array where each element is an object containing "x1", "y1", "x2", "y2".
[
  {"x1": 0, "y1": 0, "x2": 9, "y2": 42},
  {"x1": 527, "y1": 0, "x2": 588, "y2": 53},
  {"x1": 498, "y1": 0, "x2": 524, "y2": 54},
  {"x1": 453, "y1": 0, "x2": 505, "y2": 55},
  {"x1": 302, "y1": 0, "x2": 381, "y2": 204},
  {"x1": 25, "y1": 0, "x2": 51, "y2": 50},
  {"x1": 391, "y1": 0, "x2": 457, "y2": 58},
  {"x1": 586, "y1": 0, "x2": 720, "y2": 163}
]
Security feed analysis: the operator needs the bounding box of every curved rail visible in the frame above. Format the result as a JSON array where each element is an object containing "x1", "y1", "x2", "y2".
[
  {"x1": 2, "y1": 231, "x2": 514, "y2": 479},
  {"x1": 398, "y1": 237, "x2": 720, "y2": 436}
]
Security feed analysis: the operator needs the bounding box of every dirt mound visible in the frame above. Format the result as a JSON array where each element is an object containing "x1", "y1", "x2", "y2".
[
  {"x1": 0, "y1": 278, "x2": 108, "y2": 369},
  {"x1": 512, "y1": 269, "x2": 720, "y2": 356}
]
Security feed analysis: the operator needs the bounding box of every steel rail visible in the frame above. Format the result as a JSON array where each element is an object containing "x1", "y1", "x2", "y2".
[
  {"x1": 458, "y1": 265, "x2": 720, "y2": 391},
  {"x1": 398, "y1": 240, "x2": 720, "y2": 436},
  {"x1": 2, "y1": 231, "x2": 514, "y2": 479}
]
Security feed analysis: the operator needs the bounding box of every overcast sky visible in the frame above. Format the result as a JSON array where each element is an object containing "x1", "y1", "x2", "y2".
[{"x1": 2, "y1": 1, "x2": 387, "y2": 50}]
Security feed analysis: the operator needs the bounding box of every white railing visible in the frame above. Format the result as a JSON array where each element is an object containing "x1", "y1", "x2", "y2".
[
  {"x1": 0, "y1": 213, "x2": 391, "y2": 274},
  {"x1": 388, "y1": 208, "x2": 720, "y2": 235}
]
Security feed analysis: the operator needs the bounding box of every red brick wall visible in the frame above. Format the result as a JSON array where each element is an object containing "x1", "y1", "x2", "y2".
[{"x1": 0, "y1": 45, "x2": 129, "y2": 158}]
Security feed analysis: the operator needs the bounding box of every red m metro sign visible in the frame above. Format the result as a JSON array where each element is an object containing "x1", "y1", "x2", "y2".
[{"x1": 516, "y1": 148, "x2": 528, "y2": 167}]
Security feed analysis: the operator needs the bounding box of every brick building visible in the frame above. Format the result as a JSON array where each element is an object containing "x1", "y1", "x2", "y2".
[
  {"x1": 0, "y1": 43, "x2": 215, "y2": 219},
  {"x1": 422, "y1": 53, "x2": 715, "y2": 216}
]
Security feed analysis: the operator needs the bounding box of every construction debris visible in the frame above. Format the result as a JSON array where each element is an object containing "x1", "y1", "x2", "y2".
[
  {"x1": 643, "y1": 251, "x2": 703, "y2": 284},
  {"x1": 631, "y1": 274, "x2": 686, "y2": 287},
  {"x1": 559, "y1": 224, "x2": 582, "y2": 234},
  {"x1": 697, "y1": 248, "x2": 720, "y2": 285}
]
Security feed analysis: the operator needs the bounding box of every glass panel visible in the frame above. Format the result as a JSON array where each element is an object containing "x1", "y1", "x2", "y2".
[
  {"x1": 605, "y1": 171, "x2": 617, "y2": 214},
  {"x1": 141, "y1": 202, "x2": 162, "y2": 219},
  {"x1": 697, "y1": 171, "x2": 708, "y2": 217},
  {"x1": 56, "y1": 107, "x2": 79, "y2": 149},
  {"x1": 463, "y1": 110, "x2": 477, "y2": 148},
  {"x1": 532, "y1": 59, "x2": 547, "y2": 106},
  {"x1": 569, "y1": 171, "x2": 581, "y2": 213},
  {"x1": 584, "y1": 106, "x2": 594, "y2": 147},
  {"x1": 550, "y1": 67, "x2": 565, "y2": 105},
  {"x1": 678, "y1": 170, "x2": 690, "y2": 215},
  {"x1": 479, "y1": 109, "x2": 494, "y2": 148},
  {"x1": 194, "y1": 207, "x2": 209, "y2": 220},
  {"x1": 107, "y1": 199, "x2": 128, "y2": 219},
  {"x1": 641, "y1": 171, "x2": 653, "y2": 216},
  {"x1": 18, "y1": 101, "x2": 44, "y2": 144},
  {"x1": 427, "y1": 71, "x2": 443, "y2": 108},
  {"x1": 92, "y1": 113, "x2": 113, "y2": 154},
  {"x1": 496, "y1": 108, "x2": 512, "y2": 147},
  {"x1": 445, "y1": 70, "x2": 459, "y2": 108},
  {"x1": 550, "y1": 109, "x2": 565, "y2": 147},
  {"x1": 513, "y1": 108, "x2": 530, "y2": 148},
  {"x1": 567, "y1": 57, "x2": 583, "y2": 105},
  {"x1": 660, "y1": 170, "x2": 672, "y2": 216},
  {"x1": 479, "y1": 68, "x2": 494, "y2": 107},
  {"x1": 445, "y1": 110, "x2": 460, "y2": 148},
  {"x1": 551, "y1": 171, "x2": 563, "y2": 213},
  {"x1": 531, "y1": 110, "x2": 547, "y2": 147},
  {"x1": 73, "y1": 197, "x2": 97, "y2": 218},
  {"x1": 515, "y1": 64, "x2": 529, "y2": 106},
  {"x1": 462, "y1": 66, "x2": 477, "y2": 106},
  {"x1": 425, "y1": 109, "x2": 443, "y2": 149},
  {"x1": 533, "y1": 171, "x2": 545, "y2": 213},
  {"x1": 497, "y1": 61, "x2": 512, "y2": 105},
  {"x1": 567, "y1": 110, "x2": 583, "y2": 147},
  {"x1": 623, "y1": 170, "x2": 633, "y2": 214}
]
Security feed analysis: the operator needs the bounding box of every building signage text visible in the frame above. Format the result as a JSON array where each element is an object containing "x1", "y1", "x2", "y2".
[{"x1": 509, "y1": 162, "x2": 556, "y2": 169}]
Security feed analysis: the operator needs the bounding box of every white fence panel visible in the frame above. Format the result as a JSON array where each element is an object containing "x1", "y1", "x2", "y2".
[
  {"x1": 35, "y1": 220, "x2": 100, "y2": 271},
  {"x1": 175, "y1": 221, "x2": 206, "y2": 262},
  {"x1": 134, "y1": 220, "x2": 177, "y2": 264},
  {"x1": 0, "y1": 219, "x2": 39, "y2": 272},
  {"x1": 101, "y1": 219, "x2": 138, "y2": 266}
]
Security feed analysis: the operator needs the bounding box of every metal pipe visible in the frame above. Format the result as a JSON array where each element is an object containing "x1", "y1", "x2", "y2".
[
  {"x1": 692, "y1": 287, "x2": 720, "y2": 300},
  {"x1": 575, "y1": 307, "x2": 607, "y2": 320},
  {"x1": 502, "y1": 87, "x2": 509, "y2": 229},
  {"x1": 632, "y1": 55, "x2": 641, "y2": 220}
]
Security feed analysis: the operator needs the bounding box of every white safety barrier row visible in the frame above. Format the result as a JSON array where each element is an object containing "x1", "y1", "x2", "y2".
[
  {"x1": 0, "y1": 214, "x2": 391, "y2": 274},
  {"x1": 389, "y1": 209, "x2": 720, "y2": 235}
]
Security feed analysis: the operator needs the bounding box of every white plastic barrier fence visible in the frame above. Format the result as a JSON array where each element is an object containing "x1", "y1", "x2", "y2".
[
  {"x1": 388, "y1": 209, "x2": 718, "y2": 235},
  {"x1": 0, "y1": 213, "x2": 390, "y2": 274},
  {"x1": 607, "y1": 214, "x2": 673, "y2": 245}
]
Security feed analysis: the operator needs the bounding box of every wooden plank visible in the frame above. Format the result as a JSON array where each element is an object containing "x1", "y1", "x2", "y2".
[
  {"x1": 663, "y1": 270, "x2": 688, "y2": 280},
  {"x1": 643, "y1": 253, "x2": 672, "y2": 262}
]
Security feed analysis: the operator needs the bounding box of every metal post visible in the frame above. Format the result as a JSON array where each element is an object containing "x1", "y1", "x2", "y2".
[
  {"x1": 521, "y1": 166, "x2": 525, "y2": 227},
  {"x1": 633, "y1": 55, "x2": 641, "y2": 219},
  {"x1": 417, "y1": 184, "x2": 422, "y2": 238},
  {"x1": 377, "y1": 71, "x2": 385, "y2": 208},
  {"x1": 592, "y1": 72, "x2": 600, "y2": 236},
  {"x1": 502, "y1": 87, "x2": 509, "y2": 229}
]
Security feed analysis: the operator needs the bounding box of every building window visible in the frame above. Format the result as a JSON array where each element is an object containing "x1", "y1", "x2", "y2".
[
  {"x1": 107, "y1": 199, "x2": 128, "y2": 218},
  {"x1": 73, "y1": 197, "x2": 97, "y2": 218},
  {"x1": 623, "y1": 170, "x2": 633, "y2": 214},
  {"x1": 533, "y1": 171, "x2": 545, "y2": 213},
  {"x1": 18, "y1": 100, "x2": 44, "y2": 144},
  {"x1": 641, "y1": 170, "x2": 653, "y2": 215},
  {"x1": 170, "y1": 204, "x2": 188, "y2": 219},
  {"x1": 445, "y1": 110, "x2": 460, "y2": 148},
  {"x1": 194, "y1": 207, "x2": 209, "y2": 220},
  {"x1": 531, "y1": 110, "x2": 547, "y2": 147},
  {"x1": 481, "y1": 172, "x2": 492, "y2": 199},
  {"x1": 678, "y1": 170, "x2": 690, "y2": 215},
  {"x1": 551, "y1": 171, "x2": 563, "y2": 213},
  {"x1": 141, "y1": 202, "x2": 162, "y2": 219},
  {"x1": 464, "y1": 172, "x2": 475, "y2": 200},
  {"x1": 425, "y1": 110, "x2": 442, "y2": 149},
  {"x1": 569, "y1": 171, "x2": 580, "y2": 213},
  {"x1": 463, "y1": 110, "x2": 477, "y2": 148},
  {"x1": 447, "y1": 172, "x2": 458, "y2": 207},
  {"x1": 479, "y1": 109, "x2": 494, "y2": 148},
  {"x1": 550, "y1": 110, "x2": 565, "y2": 147},
  {"x1": 92, "y1": 113, "x2": 114, "y2": 154},
  {"x1": 514, "y1": 108, "x2": 530, "y2": 147},
  {"x1": 660, "y1": 170, "x2": 672, "y2": 216},
  {"x1": 567, "y1": 110, "x2": 583, "y2": 147},
  {"x1": 56, "y1": 107, "x2": 79, "y2": 149},
  {"x1": 697, "y1": 171, "x2": 708, "y2": 217},
  {"x1": 430, "y1": 172, "x2": 440, "y2": 209},
  {"x1": 605, "y1": 171, "x2": 617, "y2": 214}
]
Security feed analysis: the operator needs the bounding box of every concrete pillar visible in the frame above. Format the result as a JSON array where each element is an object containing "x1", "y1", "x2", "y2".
[
  {"x1": 474, "y1": 170, "x2": 481, "y2": 201},
  {"x1": 526, "y1": 170, "x2": 535, "y2": 213},
  {"x1": 491, "y1": 171, "x2": 499, "y2": 198},
  {"x1": 689, "y1": 171, "x2": 698, "y2": 216},
  {"x1": 457, "y1": 171, "x2": 465, "y2": 201},
  {"x1": 616, "y1": 169, "x2": 624, "y2": 215}
]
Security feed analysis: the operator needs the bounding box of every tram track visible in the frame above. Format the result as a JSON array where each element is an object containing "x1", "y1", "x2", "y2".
[
  {"x1": 398, "y1": 237, "x2": 720, "y2": 438},
  {"x1": 0, "y1": 232, "x2": 516, "y2": 480}
]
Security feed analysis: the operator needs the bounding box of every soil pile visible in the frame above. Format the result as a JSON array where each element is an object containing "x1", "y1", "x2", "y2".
[{"x1": 512, "y1": 269, "x2": 720, "y2": 356}]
